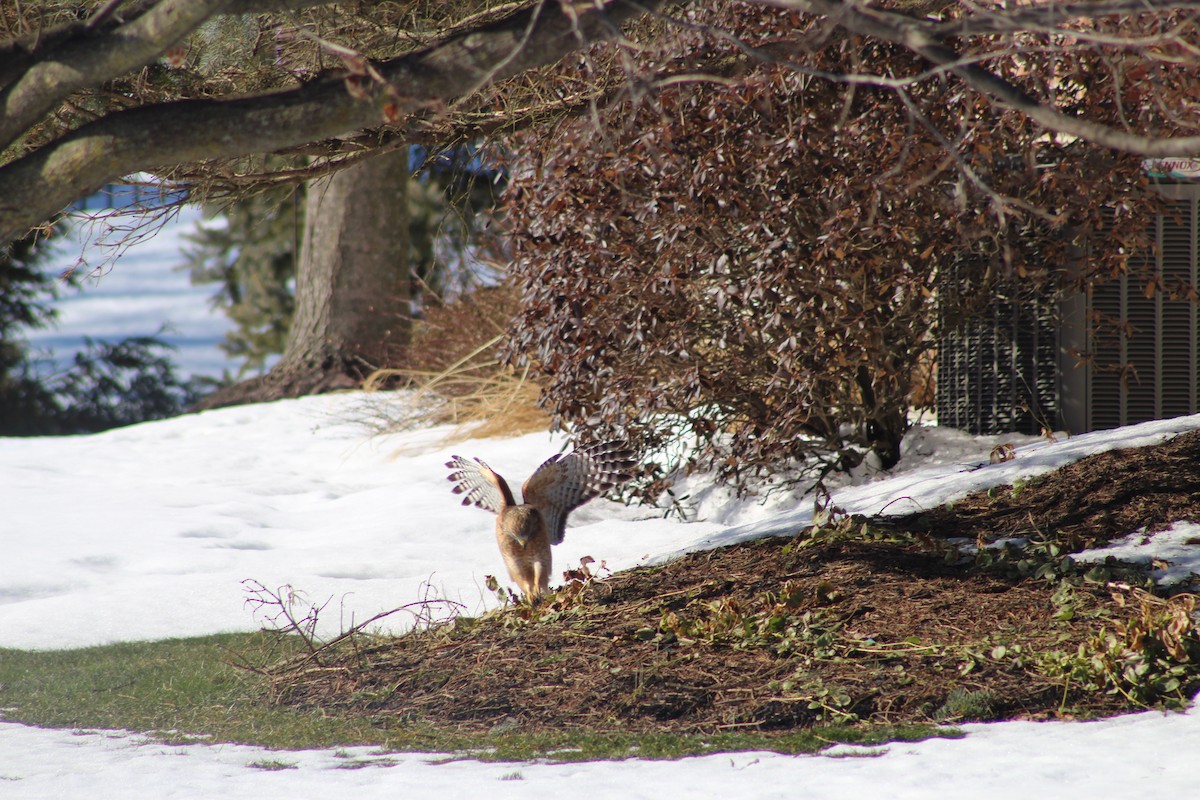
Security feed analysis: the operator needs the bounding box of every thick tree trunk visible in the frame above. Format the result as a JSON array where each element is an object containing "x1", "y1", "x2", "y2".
[
  {"x1": 283, "y1": 149, "x2": 411, "y2": 376},
  {"x1": 195, "y1": 151, "x2": 410, "y2": 409}
]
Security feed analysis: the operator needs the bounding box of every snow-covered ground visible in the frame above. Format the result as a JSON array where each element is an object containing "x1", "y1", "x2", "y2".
[
  {"x1": 4, "y1": 701, "x2": 1199, "y2": 799},
  {"x1": 3, "y1": 393, "x2": 1200, "y2": 797}
]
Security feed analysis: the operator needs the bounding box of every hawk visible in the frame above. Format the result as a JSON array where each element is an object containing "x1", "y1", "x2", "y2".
[{"x1": 446, "y1": 441, "x2": 636, "y2": 599}]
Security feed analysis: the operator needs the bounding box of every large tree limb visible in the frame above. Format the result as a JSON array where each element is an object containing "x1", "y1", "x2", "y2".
[
  {"x1": 768, "y1": 0, "x2": 1200, "y2": 157},
  {"x1": 0, "y1": 0, "x2": 659, "y2": 244},
  {"x1": 5, "y1": 0, "x2": 1200, "y2": 248},
  {"x1": 0, "y1": 0, "x2": 384, "y2": 90},
  {"x1": 0, "y1": 0, "x2": 238, "y2": 153}
]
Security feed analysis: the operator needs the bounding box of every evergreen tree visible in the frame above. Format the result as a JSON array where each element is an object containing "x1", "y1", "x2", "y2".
[
  {"x1": 0, "y1": 227, "x2": 202, "y2": 436},
  {"x1": 53, "y1": 334, "x2": 202, "y2": 432},
  {"x1": 183, "y1": 181, "x2": 298, "y2": 375},
  {"x1": 0, "y1": 232, "x2": 62, "y2": 434},
  {"x1": 407, "y1": 144, "x2": 508, "y2": 305}
]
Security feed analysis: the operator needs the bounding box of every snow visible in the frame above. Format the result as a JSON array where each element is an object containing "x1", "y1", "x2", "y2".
[
  {"x1": 1075, "y1": 521, "x2": 1200, "y2": 585},
  {"x1": 4, "y1": 207, "x2": 1200, "y2": 795},
  {"x1": 682, "y1": 416, "x2": 1200, "y2": 555},
  {"x1": 4, "y1": 706, "x2": 1200, "y2": 799},
  {"x1": 3, "y1": 396, "x2": 1200, "y2": 796}
]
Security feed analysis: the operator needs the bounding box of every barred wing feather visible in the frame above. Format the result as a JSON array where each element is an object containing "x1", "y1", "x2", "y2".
[
  {"x1": 445, "y1": 455, "x2": 515, "y2": 513},
  {"x1": 521, "y1": 441, "x2": 635, "y2": 544}
]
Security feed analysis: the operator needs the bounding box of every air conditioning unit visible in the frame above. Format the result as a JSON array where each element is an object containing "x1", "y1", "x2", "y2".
[
  {"x1": 1061, "y1": 186, "x2": 1199, "y2": 433},
  {"x1": 936, "y1": 272, "x2": 1058, "y2": 435},
  {"x1": 939, "y1": 182, "x2": 1200, "y2": 435}
]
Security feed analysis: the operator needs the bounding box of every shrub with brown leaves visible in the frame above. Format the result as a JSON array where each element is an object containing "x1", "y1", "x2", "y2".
[{"x1": 502, "y1": 4, "x2": 1169, "y2": 499}]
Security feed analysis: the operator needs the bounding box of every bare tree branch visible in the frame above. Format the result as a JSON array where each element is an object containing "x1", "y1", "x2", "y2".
[
  {"x1": 0, "y1": 0, "x2": 237, "y2": 152},
  {"x1": 929, "y1": 0, "x2": 1200, "y2": 37},
  {"x1": 0, "y1": 0, "x2": 661, "y2": 243},
  {"x1": 225, "y1": 0, "x2": 373, "y2": 11},
  {"x1": 172, "y1": 62, "x2": 738, "y2": 198},
  {"x1": 766, "y1": 0, "x2": 1200, "y2": 157}
]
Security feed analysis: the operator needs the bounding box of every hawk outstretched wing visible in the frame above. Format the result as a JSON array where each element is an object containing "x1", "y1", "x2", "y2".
[
  {"x1": 445, "y1": 455, "x2": 516, "y2": 513},
  {"x1": 520, "y1": 441, "x2": 636, "y2": 544}
]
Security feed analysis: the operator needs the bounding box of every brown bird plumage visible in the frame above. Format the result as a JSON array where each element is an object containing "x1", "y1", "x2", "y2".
[{"x1": 446, "y1": 441, "x2": 636, "y2": 599}]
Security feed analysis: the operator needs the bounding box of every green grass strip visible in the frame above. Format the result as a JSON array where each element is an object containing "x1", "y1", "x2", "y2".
[{"x1": 0, "y1": 632, "x2": 952, "y2": 760}]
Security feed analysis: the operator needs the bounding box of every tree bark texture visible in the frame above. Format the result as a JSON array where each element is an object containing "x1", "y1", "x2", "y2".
[
  {"x1": 194, "y1": 150, "x2": 410, "y2": 408},
  {"x1": 0, "y1": 0, "x2": 237, "y2": 152},
  {"x1": 285, "y1": 149, "x2": 411, "y2": 375}
]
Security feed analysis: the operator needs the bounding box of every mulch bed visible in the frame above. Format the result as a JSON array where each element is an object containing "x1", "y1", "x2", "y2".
[
  {"x1": 903, "y1": 428, "x2": 1200, "y2": 549},
  {"x1": 269, "y1": 429, "x2": 1200, "y2": 734}
]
